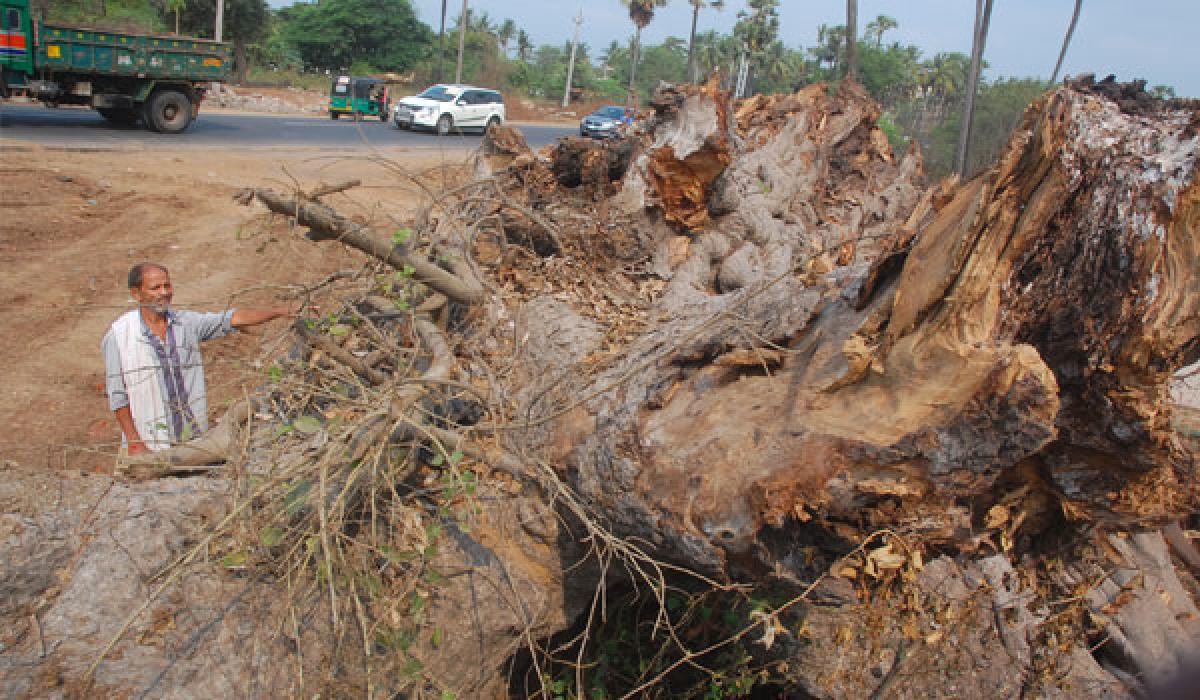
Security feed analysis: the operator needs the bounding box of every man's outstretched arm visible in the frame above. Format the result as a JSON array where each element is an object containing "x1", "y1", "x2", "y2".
[{"x1": 231, "y1": 304, "x2": 299, "y2": 330}]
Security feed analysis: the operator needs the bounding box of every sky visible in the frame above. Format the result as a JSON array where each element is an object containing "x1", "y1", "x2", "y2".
[{"x1": 272, "y1": 1, "x2": 1198, "y2": 97}]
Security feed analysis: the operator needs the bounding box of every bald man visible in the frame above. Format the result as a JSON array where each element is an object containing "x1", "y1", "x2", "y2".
[{"x1": 102, "y1": 262, "x2": 295, "y2": 455}]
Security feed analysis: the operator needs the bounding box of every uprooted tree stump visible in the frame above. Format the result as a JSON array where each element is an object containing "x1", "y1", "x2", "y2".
[{"x1": 4, "y1": 78, "x2": 1198, "y2": 699}]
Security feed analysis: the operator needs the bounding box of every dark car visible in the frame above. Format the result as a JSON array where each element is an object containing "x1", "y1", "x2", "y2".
[{"x1": 580, "y1": 105, "x2": 631, "y2": 139}]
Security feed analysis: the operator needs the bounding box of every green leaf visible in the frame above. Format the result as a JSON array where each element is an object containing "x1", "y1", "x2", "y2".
[
  {"x1": 268, "y1": 365, "x2": 283, "y2": 383},
  {"x1": 292, "y1": 416, "x2": 323, "y2": 434},
  {"x1": 381, "y1": 546, "x2": 418, "y2": 564},
  {"x1": 220, "y1": 551, "x2": 248, "y2": 569},
  {"x1": 285, "y1": 480, "x2": 312, "y2": 515},
  {"x1": 392, "y1": 228, "x2": 412, "y2": 245},
  {"x1": 449, "y1": 450, "x2": 464, "y2": 465},
  {"x1": 441, "y1": 691, "x2": 456, "y2": 700},
  {"x1": 259, "y1": 526, "x2": 284, "y2": 548},
  {"x1": 430, "y1": 452, "x2": 445, "y2": 467},
  {"x1": 402, "y1": 264, "x2": 416, "y2": 278},
  {"x1": 328, "y1": 323, "x2": 349, "y2": 337},
  {"x1": 431, "y1": 626, "x2": 443, "y2": 648},
  {"x1": 401, "y1": 657, "x2": 424, "y2": 677}
]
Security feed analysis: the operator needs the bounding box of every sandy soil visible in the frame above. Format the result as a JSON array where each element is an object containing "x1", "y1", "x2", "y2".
[{"x1": 0, "y1": 141, "x2": 472, "y2": 472}]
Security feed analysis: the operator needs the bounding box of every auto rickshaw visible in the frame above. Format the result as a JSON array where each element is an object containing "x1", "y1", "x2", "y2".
[{"x1": 329, "y1": 75, "x2": 390, "y2": 121}]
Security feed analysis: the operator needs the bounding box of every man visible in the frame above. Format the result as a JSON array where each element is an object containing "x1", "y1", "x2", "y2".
[{"x1": 102, "y1": 262, "x2": 296, "y2": 455}]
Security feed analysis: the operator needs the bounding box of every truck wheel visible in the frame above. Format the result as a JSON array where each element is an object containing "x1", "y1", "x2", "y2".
[
  {"x1": 98, "y1": 108, "x2": 139, "y2": 127},
  {"x1": 330, "y1": 112, "x2": 340, "y2": 120},
  {"x1": 144, "y1": 90, "x2": 193, "y2": 134},
  {"x1": 436, "y1": 114, "x2": 453, "y2": 136}
]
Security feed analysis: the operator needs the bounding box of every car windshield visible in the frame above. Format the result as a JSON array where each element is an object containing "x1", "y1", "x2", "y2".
[
  {"x1": 593, "y1": 106, "x2": 626, "y2": 119},
  {"x1": 417, "y1": 86, "x2": 458, "y2": 102}
]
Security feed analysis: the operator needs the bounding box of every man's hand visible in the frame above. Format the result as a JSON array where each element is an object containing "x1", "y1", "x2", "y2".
[{"x1": 126, "y1": 440, "x2": 151, "y2": 456}]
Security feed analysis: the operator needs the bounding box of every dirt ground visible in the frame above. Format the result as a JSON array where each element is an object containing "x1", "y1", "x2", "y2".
[{"x1": 0, "y1": 140, "x2": 472, "y2": 472}]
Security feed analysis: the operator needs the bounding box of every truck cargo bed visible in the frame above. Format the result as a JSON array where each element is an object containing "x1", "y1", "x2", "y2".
[{"x1": 38, "y1": 24, "x2": 231, "y2": 81}]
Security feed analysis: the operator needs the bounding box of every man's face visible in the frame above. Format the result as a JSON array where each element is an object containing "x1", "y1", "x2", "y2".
[{"x1": 132, "y1": 267, "x2": 173, "y2": 314}]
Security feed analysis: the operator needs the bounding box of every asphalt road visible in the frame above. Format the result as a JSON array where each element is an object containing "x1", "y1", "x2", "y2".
[{"x1": 0, "y1": 103, "x2": 576, "y2": 149}]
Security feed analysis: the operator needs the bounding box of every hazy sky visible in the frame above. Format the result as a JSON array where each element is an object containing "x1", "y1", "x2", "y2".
[{"x1": 393, "y1": 0, "x2": 1196, "y2": 97}]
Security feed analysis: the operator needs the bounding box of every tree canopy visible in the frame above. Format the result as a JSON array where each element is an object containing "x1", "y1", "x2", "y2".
[{"x1": 279, "y1": 0, "x2": 431, "y2": 72}]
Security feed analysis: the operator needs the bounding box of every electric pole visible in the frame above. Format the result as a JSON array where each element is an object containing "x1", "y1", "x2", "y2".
[
  {"x1": 214, "y1": 0, "x2": 224, "y2": 42},
  {"x1": 437, "y1": 0, "x2": 447, "y2": 83},
  {"x1": 562, "y1": 9, "x2": 583, "y2": 108},
  {"x1": 454, "y1": 0, "x2": 468, "y2": 84}
]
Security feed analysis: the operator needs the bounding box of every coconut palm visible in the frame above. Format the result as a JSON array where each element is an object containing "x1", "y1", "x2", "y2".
[
  {"x1": 686, "y1": 0, "x2": 724, "y2": 83},
  {"x1": 621, "y1": 0, "x2": 670, "y2": 98},
  {"x1": 865, "y1": 14, "x2": 897, "y2": 48},
  {"x1": 516, "y1": 29, "x2": 533, "y2": 62},
  {"x1": 498, "y1": 18, "x2": 517, "y2": 58},
  {"x1": 1049, "y1": 0, "x2": 1082, "y2": 84}
]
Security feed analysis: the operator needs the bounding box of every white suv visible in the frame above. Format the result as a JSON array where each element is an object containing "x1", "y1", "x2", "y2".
[{"x1": 393, "y1": 84, "x2": 505, "y2": 135}]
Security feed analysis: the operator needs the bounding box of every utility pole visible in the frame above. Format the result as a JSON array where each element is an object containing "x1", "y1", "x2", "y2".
[
  {"x1": 454, "y1": 0, "x2": 468, "y2": 84},
  {"x1": 956, "y1": 0, "x2": 994, "y2": 176},
  {"x1": 437, "y1": 0, "x2": 447, "y2": 83},
  {"x1": 214, "y1": 0, "x2": 224, "y2": 42},
  {"x1": 562, "y1": 9, "x2": 583, "y2": 108}
]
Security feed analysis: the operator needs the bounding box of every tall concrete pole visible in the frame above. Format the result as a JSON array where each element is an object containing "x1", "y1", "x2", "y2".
[
  {"x1": 562, "y1": 10, "x2": 583, "y2": 108},
  {"x1": 454, "y1": 0, "x2": 468, "y2": 84},
  {"x1": 215, "y1": 0, "x2": 224, "y2": 43}
]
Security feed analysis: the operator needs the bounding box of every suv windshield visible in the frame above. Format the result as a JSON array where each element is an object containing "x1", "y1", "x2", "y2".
[
  {"x1": 594, "y1": 106, "x2": 626, "y2": 119},
  {"x1": 417, "y1": 86, "x2": 458, "y2": 102}
]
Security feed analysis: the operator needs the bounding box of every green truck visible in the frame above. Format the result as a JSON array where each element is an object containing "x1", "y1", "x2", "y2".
[{"x1": 0, "y1": 0, "x2": 230, "y2": 133}]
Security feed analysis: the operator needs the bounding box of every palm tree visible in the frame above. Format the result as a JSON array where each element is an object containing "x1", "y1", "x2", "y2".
[
  {"x1": 956, "y1": 0, "x2": 994, "y2": 176},
  {"x1": 1049, "y1": 0, "x2": 1082, "y2": 84},
  {"x1": 811, "y1": 24, "x2": 845, "y2": 75},
  {"x1": 845, "y1": 0, "x2": 858, "y2": 82},
  {"x1": 865, "y1": 14, "x2": 897, "y2": 48},
  {"x1": 516, "y1": 29, "x2": 533, "y2": 62},
  {"x1": 498, "y1": 18, "x2": 517, "y2": 58},
  {"x1": 686, "y1": 0, "x2": 724, "y2": 84},
  {"x1": 621, "y1": 0, "x2": 669, "y2": 99}
]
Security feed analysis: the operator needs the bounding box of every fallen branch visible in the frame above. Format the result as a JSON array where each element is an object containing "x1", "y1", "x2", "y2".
[{"x1": 253, "y1": 188, "x2": 484, "y2": 305}]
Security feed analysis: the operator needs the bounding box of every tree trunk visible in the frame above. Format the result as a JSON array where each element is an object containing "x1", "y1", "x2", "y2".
[
  {"x1": 956, "y1": 0, "x2": 993, "y2": 176},
  {"x1": 233, "y1": 38, "x2": 248, "y2": 85},
  {"x1": 628, "y1": 27, "x2": 642, "y2": 99},
  {"x1": 1050, "y1": 0, "x2": 1083, "y2": 84},
  {"x1": 9, "y1": 82, "x2": 1198, "y2": 700}
]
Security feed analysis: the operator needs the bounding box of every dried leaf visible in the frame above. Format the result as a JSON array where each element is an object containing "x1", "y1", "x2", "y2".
[
  {"x1": 867, "y1": 543, "x2": 908, "y2": 572},
  {"x1": 292, "y1": 416, "x2": 323, "y2": 434},
  {"x1": 985, "y1": 505, "x2": 1010, "y2": 530}
]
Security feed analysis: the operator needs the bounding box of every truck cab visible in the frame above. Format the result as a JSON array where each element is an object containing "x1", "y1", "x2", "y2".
[{"x1": 0, "y1": 0, "x2": 230, "y2": 133}]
